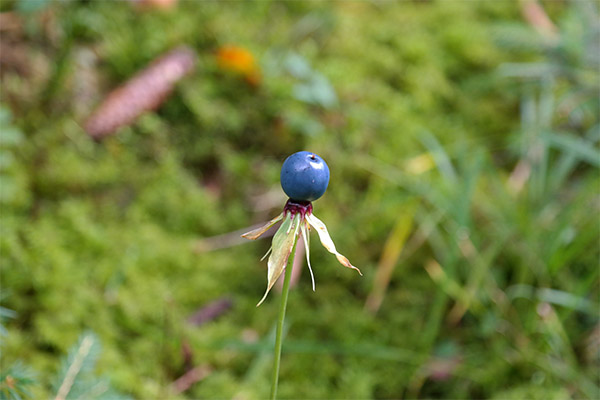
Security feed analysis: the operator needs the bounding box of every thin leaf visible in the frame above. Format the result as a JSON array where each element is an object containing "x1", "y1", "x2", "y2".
[
  {"x1": 0, "y1": 128, "x2": 23, "y2": 147},
  {"x1": 423, "y1": 259, "x2": 482, "y2": 313},
  {"x1": 418, "y1": 130, "x2": 457, "y2": 182},
  {"x1": 0, "y1": 306, "x2": 17, "y2": 319},
  {"x1": 241, "y1": 213, "x2": 284, "y2": 240},
  {"x1": 256, "y1": 214, "x2": 300, "y2": 307},
  {"x1": 8, "y1": 387, "x2": 22, "y2": 400},
  {"x1": 306, "y1": 213, "x2": 362, "y2": 275},
  {"x1": 542, "y1": 131, "x2": 600, "y2": 167},
  {"x1": 497, "y1": 62, "x2": 556, "y2": 78},
  {"x1": 301, "y1": 221, "x2": 315, "y2": 291}
]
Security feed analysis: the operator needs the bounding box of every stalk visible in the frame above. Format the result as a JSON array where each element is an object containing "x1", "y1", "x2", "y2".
[{"x1": 270, "y1": 245, "x2": 296, "y2": 400}]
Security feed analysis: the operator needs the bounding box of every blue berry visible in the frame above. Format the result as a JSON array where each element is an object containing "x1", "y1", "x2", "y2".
[{"x1": 280, "y1": 151, "x2": 330, "y2": 202}]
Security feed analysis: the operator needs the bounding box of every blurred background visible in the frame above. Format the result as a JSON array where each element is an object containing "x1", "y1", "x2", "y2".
[{"x1": 1, "y1": 0, "x2": 599, "y2": 399}]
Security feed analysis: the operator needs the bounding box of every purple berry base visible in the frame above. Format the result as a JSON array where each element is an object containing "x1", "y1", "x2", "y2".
[{"x1": 283, "y1": 198, "x2": 313, "y2": 219}]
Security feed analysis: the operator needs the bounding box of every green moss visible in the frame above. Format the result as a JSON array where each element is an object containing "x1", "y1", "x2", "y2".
[{"x1": 1, "y1": 0, "x2": 598, "y2": 398}]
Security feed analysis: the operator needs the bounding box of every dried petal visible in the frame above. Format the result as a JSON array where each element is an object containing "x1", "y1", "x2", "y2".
[
  {"x1": 306, "y1": 213, "x2": 362, "y2": 275},
  {"x1": 241, "y1": 212, "x2": 284, "y2": 240},
  {"x1": 257, "y1": 214, "x2": 300, "y2": 307}
]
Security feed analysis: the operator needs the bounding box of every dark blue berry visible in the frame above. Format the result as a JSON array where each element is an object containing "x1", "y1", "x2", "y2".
[{"x1": 280, "y1": 151, "x2": 330, "y2": 202}]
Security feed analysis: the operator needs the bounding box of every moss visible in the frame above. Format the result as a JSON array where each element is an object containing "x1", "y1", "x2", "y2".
[{"x1": 1, "y1": 0, "x2": 597, "y2": 398}]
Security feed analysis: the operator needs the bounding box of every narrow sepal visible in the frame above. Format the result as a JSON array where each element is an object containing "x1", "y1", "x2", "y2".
[
  {"x1": 301, "y1": 220, "x2": 316, "y2": 291},
  {"x1": 306, "y1": 213, "x2": 362, "y2": 276},
  {"x1": 256, "y1": 214, "x2": 301, "y2": 306},
  {"x1": 241, "y1": 213, "x2": 284, "y2": 240},
  {"x1": 260, "y1": 246, "x2": 272, "y2": 262}
]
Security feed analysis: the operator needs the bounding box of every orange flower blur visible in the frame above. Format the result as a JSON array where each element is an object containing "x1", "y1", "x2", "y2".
[{"x1": 216, "y1": 45, "x2": 261, "y2": 86}]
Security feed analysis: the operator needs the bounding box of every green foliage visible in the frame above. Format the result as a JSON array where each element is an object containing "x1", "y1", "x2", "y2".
[
  {"x1": 0, "y1": 363, "x2": 35, "y2": 400},
  {"x1": 1, "y1": 0, "x2": 598, "y2": 399},
  {"x1": 0, "y1": 107, "x2": 29, "y2": 209},
  {"x1": 51, "y1": 332, "x2": 128, "y2": 400},
  {"x1": 0, "y1": 294, "x2": 17, "y2": 337}
]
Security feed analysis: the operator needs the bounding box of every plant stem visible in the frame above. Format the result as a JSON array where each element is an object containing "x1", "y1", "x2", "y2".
[{"x1": 270, "y1": 245, "x2": 296, "y2": 400}]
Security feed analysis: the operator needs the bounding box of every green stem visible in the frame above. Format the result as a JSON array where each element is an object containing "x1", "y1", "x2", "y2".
[{"x1": 270, "y1": 245, "x2": 296, "y2": 400}]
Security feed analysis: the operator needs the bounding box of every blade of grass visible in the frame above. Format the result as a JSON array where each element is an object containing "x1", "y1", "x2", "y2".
[
  {"x1": 418, "y1": 130, "x2": 457, "y2": 182},
  {"x1": 365, "y1": 200, "x2": 417, "y2": 313},
  {"x1": 541, "y1": 131, "x2": 600, "y2": 168},
  {"x1": 448, "y1": 237, "x2": 506, "y2": 323},
  {"x1": 424, "y1": 259, "x2": 483, "y2": 315},
  {"x1": 219, "y1": 339, "x2": 421, "y2": 364}
]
